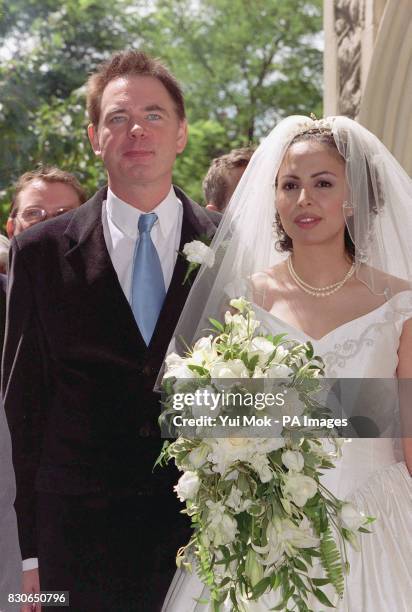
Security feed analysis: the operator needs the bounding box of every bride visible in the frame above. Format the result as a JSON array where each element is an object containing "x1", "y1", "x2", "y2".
[{"x1": 162, "y1": 116, "x2": 412, "y2": 611}]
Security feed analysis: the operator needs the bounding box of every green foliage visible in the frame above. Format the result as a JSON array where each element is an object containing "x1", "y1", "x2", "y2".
[
  {"x1": 320, "y1": 526, "x2": 345, "y2": 597},
  {"x1": 0, "y1": 0, "x2": 323, "y2": 226},
  {"x1": 174, "y1": 119, "x2": 240, "y2": 203}
]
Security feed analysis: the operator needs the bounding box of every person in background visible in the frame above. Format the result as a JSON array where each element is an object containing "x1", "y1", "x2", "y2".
[
  {"x1": 1, "y1": 166, "x2": 86, "y2": 358},
  {"x1": 6, "y1": 166, "x2": 86, "y2": 239},
  {"x1": 203, "y1": 146, "x2": 255, "y2": 212}
]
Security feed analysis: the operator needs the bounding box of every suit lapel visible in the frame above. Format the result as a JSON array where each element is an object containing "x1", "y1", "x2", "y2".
[{"x1": 63, "y1": 187, "x2": 147, "y2": 356}]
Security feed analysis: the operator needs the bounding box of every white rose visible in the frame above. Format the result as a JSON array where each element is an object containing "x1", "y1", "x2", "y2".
[
  {"x1": 191, "y1": 335, "x2": 218, "y2": 366},
  {"x1": 265, "y1": 363, "x2": 292, "y2": 379},
  {"x1": 163, "y1": 362, "x2": 198, "y2": 392},
  {"x1": 282, "y1": 450, "x2": 304, "y2": 472},
  {"x1": 224, "y1": 311, "x2": 260, "y2": 341},
  {"x1": 206, "y1": 500, "x2": 238, "y2": 546},
  {"x1": 183, "y1": 240, "x2": 215, "y2": 267},
  {"x1": 174, "y1": 471, "x2": 200, "y2": 502},
  {"x1": 258, "y1": 516, "x2": 320, "y2": 565},
  {"x1": 225, "y1": 485, "x2": 243, "y2": 512},
  {"x1": 283, "y1": 472, "x2": 317, "y2": 507},
  {"x1": 163, "y1": 363, "x2": 194, "y2": 380},
  {"x1": 249, "y1": 453, "x2": 273, "y2": 483},
  {"x1": 216, "y1": 513, "x2": 238, "y2": 546},
  {"x1": 207, "y1": 437, "x2": 256, "y2": 475},
  {"x1": 256, "y1": 437, "x2": 285, "y2": 454},
  {"x1": 282, "y1": 516, "x2": 320, "y2": 549},
  {"x1": 340, "y1": 502, "x2": 366, "y2": 531},
  {"x1": 165, "y1": 352, "x2": 185, "y2": 370},
  {"x1": 248, "y1": 336, "x2": 275, "y2": 367},
  {"x1": 210, "y1": 359, "x2": 249, "y2": 387}
]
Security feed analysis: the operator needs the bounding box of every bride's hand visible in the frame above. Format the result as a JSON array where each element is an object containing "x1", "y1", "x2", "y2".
[{"x1": 21, "y1": 568, "x2": 41, "y2": 612}]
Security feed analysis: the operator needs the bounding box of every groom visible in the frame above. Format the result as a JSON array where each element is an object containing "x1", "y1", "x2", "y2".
[{"x1": 2, "y1": 50, "x2": 220, "y2": 611}]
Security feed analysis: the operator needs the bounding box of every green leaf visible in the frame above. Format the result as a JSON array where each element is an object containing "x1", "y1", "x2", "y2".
[
  {"x1": 270, "y1": 573, "x2": 281, "y2": 590},
  {"x1": 292, "y1": 557, "x2": 307, "y2": 572},
  {"x1": 313, "y1": 587, "x2": 335, "y2": 607},
  {"x1": 252, "y1": 576, "x2": 271, "y2": 599},
  {"x1": 305, "y1": 342, "x2": 314, "y2": 359},
  {"x1": 153, "y1": 441, "x2": 170, "y2": 470},
  {"x1": 188, "y1": 364, "x2": 209, "y2": 376},
  {"x1": 320, "y1": 527, "x2": 345, "y2": 596},
  {"x1": 230, "y1": 587, "x2": 238, "y2": 608},
  {"x1": 209, "y1": 318, "x2": 225, "y2": 332},
  {"x1": 183, "y1": 261, "x2": 199, "y2": 285},
  {"x1": 266, "y1": 333, "x2": 289, "y2": 345},
  {"x1": 248, "y1": 355, "x2": 260, "y2": 372},
  {"x1": 311, "y1": 578, "x2": 331, "y2": 586}
]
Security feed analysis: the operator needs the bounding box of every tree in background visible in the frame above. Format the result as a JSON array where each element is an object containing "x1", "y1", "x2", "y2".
[{"x1": 0, "y1": 0, "x2": 322, "y2": 223}]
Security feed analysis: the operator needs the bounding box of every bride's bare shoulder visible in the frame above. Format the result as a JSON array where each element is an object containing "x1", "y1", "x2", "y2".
[
  {"x1": 251, "y1": 263, "x2": 287, "y2": 290},
  {"x1": 360, "y1": 265, "x2": 411, "y2": 294},
  {"x1": 250, "y1": 263, "x2": 288, "y2": 307}
]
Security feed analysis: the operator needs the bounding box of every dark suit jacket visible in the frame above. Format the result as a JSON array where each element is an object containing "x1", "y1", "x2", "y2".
[
  {"x1": 0, "y1": 273, "x2": 6, "y2": 354},
  {"x1": 2, "y1": 185, "x2": 220, "y2": 560}
]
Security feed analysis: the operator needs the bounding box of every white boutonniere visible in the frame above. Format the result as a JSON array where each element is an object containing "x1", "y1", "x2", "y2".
[{"x1": 181, "y1": 237, "x2": 215, "y2": 285}]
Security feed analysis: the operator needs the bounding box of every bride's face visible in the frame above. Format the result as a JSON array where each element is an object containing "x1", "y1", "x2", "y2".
[{"x1": 276, "y1": 141, "x2": 348, "y2": 250}]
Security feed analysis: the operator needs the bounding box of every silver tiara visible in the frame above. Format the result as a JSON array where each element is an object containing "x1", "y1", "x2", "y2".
[{"x1": 289, "y1": 115, "x2": 335, "y2": 140}]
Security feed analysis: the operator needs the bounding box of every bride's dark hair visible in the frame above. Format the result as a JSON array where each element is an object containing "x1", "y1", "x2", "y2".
[{"x1": 274, "y1": 129, "x2": 363, "y2": 260}]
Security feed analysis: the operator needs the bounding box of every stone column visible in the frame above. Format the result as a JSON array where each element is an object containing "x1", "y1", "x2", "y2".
[{"x1": 324, "y1": 0, "x2": 412, "y2": 174}]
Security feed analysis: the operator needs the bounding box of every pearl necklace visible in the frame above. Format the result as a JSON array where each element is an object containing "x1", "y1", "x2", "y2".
[{"x1": 287, "y1": 256, "x2": 356, "y2": 297}]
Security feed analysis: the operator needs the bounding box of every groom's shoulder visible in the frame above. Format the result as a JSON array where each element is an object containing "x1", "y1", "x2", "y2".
[{"x1": 173, "y1": 184, "x2": 222, "y2": 235}]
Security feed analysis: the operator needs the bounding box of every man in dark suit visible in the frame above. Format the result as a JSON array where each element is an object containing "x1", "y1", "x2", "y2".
[
  {"x1": 2, "y1": 50, "x2": 219, "y2": 611},
  {"x1": 0, "y1": 167, "x2": 85, "y2": 357}
]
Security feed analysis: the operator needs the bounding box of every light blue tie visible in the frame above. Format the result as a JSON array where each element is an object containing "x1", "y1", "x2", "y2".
[{"x1": 131, "y1": 213, "x2": 166, "y2": 345}]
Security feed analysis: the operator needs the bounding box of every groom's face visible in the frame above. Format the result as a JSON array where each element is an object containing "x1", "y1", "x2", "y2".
[{"x1": 88, "y1": 75, "x2": 187, "y2": 194}]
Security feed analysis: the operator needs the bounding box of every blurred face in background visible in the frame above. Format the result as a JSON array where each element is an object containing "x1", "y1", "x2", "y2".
[{"x1": 7, "y1": 179, "x2": 82, "y2": 238}]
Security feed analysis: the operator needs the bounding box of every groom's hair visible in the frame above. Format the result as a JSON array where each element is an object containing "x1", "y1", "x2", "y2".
[{"x1": 86, "y1": 50, "x2": 185, "y2": 126}]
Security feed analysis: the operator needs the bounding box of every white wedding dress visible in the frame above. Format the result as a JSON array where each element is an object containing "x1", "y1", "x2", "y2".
[{"x1": 163, "y1": 291, "x2": 412, "y2": 612}]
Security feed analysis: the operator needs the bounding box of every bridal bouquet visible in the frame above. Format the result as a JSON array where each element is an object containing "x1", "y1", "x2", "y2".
[{"x1": 158, "y1": 299, "x2": 372, "y2": 611}]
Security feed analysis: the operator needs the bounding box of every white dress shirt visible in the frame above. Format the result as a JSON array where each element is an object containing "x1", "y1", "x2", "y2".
[
  {"x1": 103, "y1": 186, "x2": 183, "y2": 300},
  {"x1": 22, "y1": 185, "x2": 183, "y2": 572}
]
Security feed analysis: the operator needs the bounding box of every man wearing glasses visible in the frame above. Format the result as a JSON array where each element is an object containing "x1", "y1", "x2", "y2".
[{"x1": 6, "y1": 167, "x2": 87, "y2": 239}]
